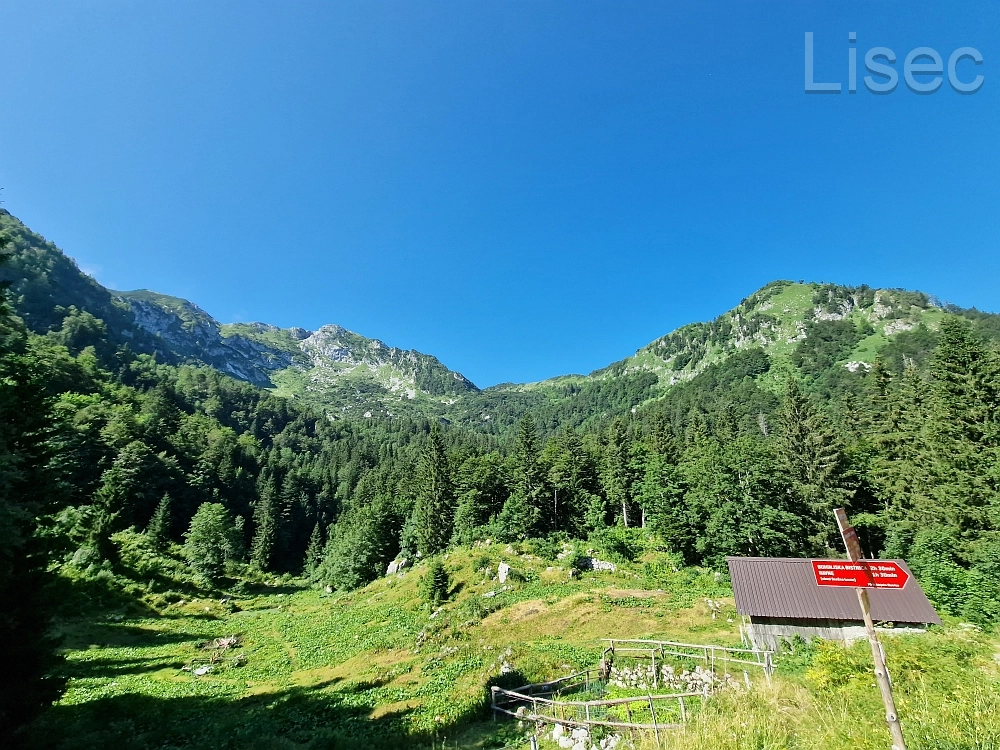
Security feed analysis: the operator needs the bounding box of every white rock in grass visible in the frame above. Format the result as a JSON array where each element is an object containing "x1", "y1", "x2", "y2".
[{"x1": 498, "y1": 562, "x2": 511, "y2": 583}]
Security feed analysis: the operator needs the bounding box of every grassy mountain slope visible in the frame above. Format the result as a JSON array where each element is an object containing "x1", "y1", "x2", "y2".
[
  {"x1": 29, "y1": 538, "x2": 1000, "y2": 750},
  {"x1": 448, "y1": 281, "x2": 977, "y2": 436},
  {"x1": 0, "y1": 209, "x2": 163, "y2": 353},
  {"x1": 592, "y1": 281, "x2": 948, "y2": 386}
]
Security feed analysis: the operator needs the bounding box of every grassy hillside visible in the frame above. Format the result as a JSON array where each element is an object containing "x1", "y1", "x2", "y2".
[
  {"x1": 444, "y1": 281, "x2": 981, "y2": 438},
  {"x1": 28, "y1": 533, "x2": 1000, "y2": 750}
]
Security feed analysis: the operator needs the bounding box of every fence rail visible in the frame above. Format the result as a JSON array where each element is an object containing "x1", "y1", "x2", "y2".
[
  {"x1": 602, "y1": 638, "x2": 774, "y2": 677},
  {"x1": 490, "y1": 638, "x2": 776, "y2": 746},
  {"x1": 507, "y1": 669, "x2": 599, "y2": 698},
  {"x1": 491, "y1": 684, "x2": 702, "y2": 735}
]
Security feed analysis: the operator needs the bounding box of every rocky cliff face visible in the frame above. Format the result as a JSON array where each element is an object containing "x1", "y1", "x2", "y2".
[
  {"x1": 116, "y1": 292, "x2": 299, "y2": 387},
  {"x1": 115, "y1": 293, "x2": 479, "y2": 400},
  {"x1": 300, "y1": 325, "x2": 478, "y2": 397}
]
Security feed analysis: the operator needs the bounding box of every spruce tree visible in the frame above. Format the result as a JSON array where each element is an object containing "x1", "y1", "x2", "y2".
[
  {"x1": 544, "y1": 427, "x2": 598, "y2": 535},
  {"x1": 303, "y1": 521, "x2": 323, "y2": 577},
  {"x1": 420, "y1": 560, "x2": 450, "y2": 606},
  {"x1": 90, "y1": 439, "x2": 159, "y2": 557},
  {"x1": 602, "y1": 419, "x2": 635, "y2": 527},
  {"x1": 921, "y1": 317, "x2": 999, "y2": 541},
  {"x1": 776, "y1": 380, "x2": 850, "y2": 551},
  {"x1": 583, "y1": 493, "x2": 608, "y2": 533},
  {"x1": 412, "y1": 424, "x2": 454, "y2": 556},
  {"x1": 183, "y1": 502, "x2": 240, "y2": 582},
  {"x1": 513, "y1": 415, "x2": 544, "y2": 499},
  {"x1": 451, "y1": 494, "x2": 479, "y2": 547},
  {"x1": 251, "y1": 476, "x2": 278, "y2": 570},
  {"x1": 869, "y1": 364, "x2": 932, "y2": 529},
  {"x1": 496, "y1": 490, "x2": 542, "y2": 542},
  {"x1": 145, "y1": 493, "x2": 172, "y2": 552},
  {"x1": 637, "y1": 452, "x2": 690, "y2": 556}
]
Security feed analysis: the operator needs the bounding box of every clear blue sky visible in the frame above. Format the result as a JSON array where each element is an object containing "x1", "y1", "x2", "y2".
[{"x1": 1, "y1": 1, "x2": 997, "y2": 387}]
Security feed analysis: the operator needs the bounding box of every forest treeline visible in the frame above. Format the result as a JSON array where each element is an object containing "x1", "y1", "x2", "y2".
[{"x1": 2, "y1": 227, "x2": 1000, "y2": 741}]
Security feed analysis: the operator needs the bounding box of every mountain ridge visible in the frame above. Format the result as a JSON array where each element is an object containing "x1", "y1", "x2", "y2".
[{"x1": 3, "y1": 207, "x2": 998, "y2": 430}]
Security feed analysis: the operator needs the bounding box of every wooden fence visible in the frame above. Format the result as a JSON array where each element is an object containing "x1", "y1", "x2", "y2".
[
  {"x1": 601, "y1": 638, "x2": 774, "y2": 680},
  {"x1": 489, "y1": 638, "x2": 776, "y2": 745},
  {"x1": 491, "y1": 683, "x2": 704, "y2": 744}
]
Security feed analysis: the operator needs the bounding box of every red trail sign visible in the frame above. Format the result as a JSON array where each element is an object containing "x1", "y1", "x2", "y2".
[{"x1": 811, "y1": 560, "x2": 909, "y2": 589}]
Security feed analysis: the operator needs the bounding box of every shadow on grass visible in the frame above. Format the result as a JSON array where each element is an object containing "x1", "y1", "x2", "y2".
[
  {"x1": 50, "y1": 573, "x2": 162, "y2": 619},
  {"x1": 237, "y1": 583, "x2": 308, "y2": 597},
  {"x1": 64, "y1": 651, "x2": 208, "y2": 676},
  {"x1": 27, "y1": 662, "x2": 534, "y2": 750},
  {"x1": 26, "y1": 676, "x2": 502, "y2": 750},
  {"x1": 63, "y1": 622, "x2": 221, "y2": 649}
]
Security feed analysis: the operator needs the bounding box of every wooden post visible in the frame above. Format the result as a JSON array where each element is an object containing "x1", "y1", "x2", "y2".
[
  {"x1": 648, "y1": 696, "x2": 661, "y2": 747},
  {"x1": 679, "y1": 696, "x2": 687, "y2": 723},
  {"x1": 836, "y1": 508, "x2": 908, "y2": 750}
]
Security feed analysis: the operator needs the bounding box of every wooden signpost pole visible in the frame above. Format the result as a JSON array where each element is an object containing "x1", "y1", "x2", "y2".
[{"x1": 834, "y1": 509, "x2": 907, "y2": 750}]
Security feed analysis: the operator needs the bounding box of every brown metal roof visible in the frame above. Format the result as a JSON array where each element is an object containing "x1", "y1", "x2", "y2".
[{"x1": 726, "y1": 557, "x2": 941, "y2": 624}]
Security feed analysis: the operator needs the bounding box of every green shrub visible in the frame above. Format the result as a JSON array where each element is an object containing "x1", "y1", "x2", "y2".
[
  {"x1": 518, "y1": 534, "x2": 568, "y2": 561},
  {"x1": 113, "y1": 530, "x2": 172, "y2": 578},
  {"x1": 317, "y1": 508, "x2": 394, "y2": 591},
  {"x1": 587, "y1": 527, "x2": 669, "y2": 563},
  {"x1": 471, "y1": 553, "x2": 493, "y2": 573},
  {"x1": 420, "y1": 560, "x2": 450, "y2": 606}
]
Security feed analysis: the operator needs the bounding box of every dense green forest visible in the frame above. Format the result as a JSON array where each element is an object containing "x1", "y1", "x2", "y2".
[{"x1": 2, "y1": 214, "x2": 1000, "y2": 744}]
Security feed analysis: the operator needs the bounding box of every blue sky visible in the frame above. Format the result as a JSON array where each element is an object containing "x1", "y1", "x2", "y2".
[{"x1": 1, "y1": 1, "x2": 997, "y2": 387}]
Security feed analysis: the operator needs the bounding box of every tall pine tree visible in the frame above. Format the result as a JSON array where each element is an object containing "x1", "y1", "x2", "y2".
[
  {"x1": 251, "y1": 476, "x2": 278, "y2": 570},
  {"x1": 303, "y1": 521, "x2": 324, "y2": 578},
  {"x1": 145, "y1": 493, "x2": 172, "y2": 552},
  {"x1": 602, "y1": 419, "x2": 637, "y2": 527},
  {"x1": 776, "y1": 380, "x2": 851, "y2": 551},
  {"x1": 412, "y1": 424, "x2": 454, "y2": 556},
  {"x1": 922, "y1": 317, "x2": 999, "y2": 541}
]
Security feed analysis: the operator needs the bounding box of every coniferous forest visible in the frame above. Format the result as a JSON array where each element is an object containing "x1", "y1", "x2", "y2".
[{"x1": 2, "y1": 211, "x2": 1000, "y2": 746}]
